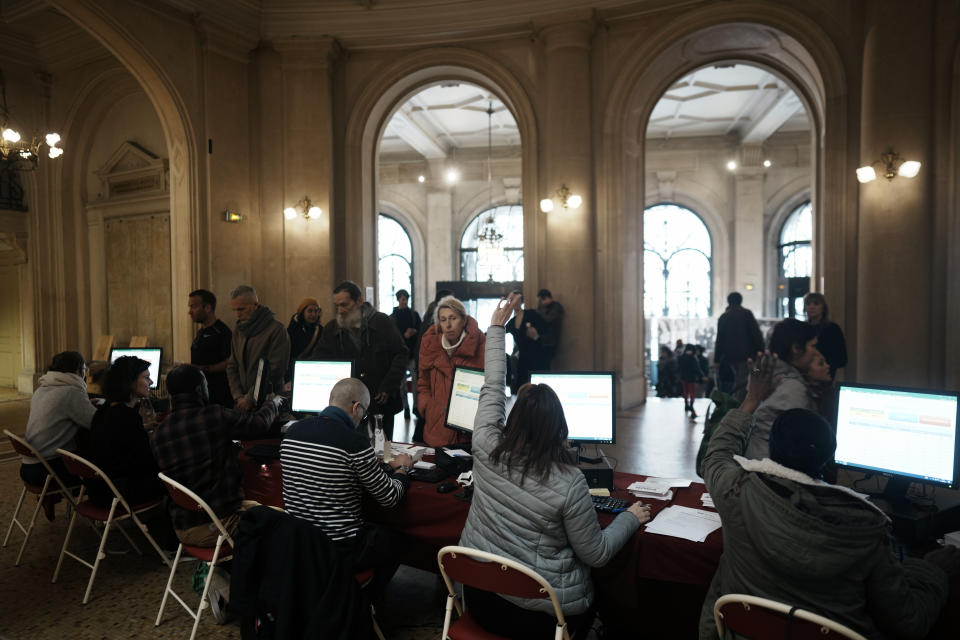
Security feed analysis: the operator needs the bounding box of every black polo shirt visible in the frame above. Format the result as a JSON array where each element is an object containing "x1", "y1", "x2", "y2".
[{"x1": 191, "y1": 319, "x2": 233, "y2": 407}]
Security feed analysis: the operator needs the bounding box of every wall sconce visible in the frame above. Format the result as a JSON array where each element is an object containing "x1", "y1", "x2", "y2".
[
  {"x1": 283, "y1": 196, "x2": 322, "y2": 220},
  {"x1": 223, "y1": 210, "x2": 242, "y2": 223},
  {"x1": 856, "y1": 149, "x2": 921, "y2": 183},
  {"x1": 539, "y1": 184, "x2": 582, "y2": 213}
]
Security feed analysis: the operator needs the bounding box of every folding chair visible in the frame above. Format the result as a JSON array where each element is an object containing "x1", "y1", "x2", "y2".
[
  {"x1": 437, "y1": 545, "x2": 571, "y2": 640},
  {"x1": 155, "y1": 473, "x2": 234, "y2": 640},
  {"x1": 714, "y1": 593, "x2": 868, "y2": 640},
  {"x1": 2, "y1": 430, "x2": 81, "y2": 565},
  {"x1": 354, "y1": 568, "x2": 387, "y2": 640},
  {"x1": 52, "y1": 449, "x2": 169, "y2": 604}
]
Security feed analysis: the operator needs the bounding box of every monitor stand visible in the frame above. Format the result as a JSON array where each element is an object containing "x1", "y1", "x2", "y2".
[
  {"x1": 867, "y1": 477, "x2": 960, "y2": 545},
  {"x1": 873, "y1": 477, "x2": 937, "y2": 514},
  {"x1": 572, "y1": 442, "x2": 604, "y2": 465}
]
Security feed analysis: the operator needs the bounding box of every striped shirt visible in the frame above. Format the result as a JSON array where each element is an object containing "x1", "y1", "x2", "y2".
[{"x1": 280, "y1": 406, "x2": 408, "y2": 541}]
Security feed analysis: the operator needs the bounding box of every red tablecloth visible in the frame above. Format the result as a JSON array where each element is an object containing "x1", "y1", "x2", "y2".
[{"x1": 239, "y1": 441, "x2": 723, "y2": 637}]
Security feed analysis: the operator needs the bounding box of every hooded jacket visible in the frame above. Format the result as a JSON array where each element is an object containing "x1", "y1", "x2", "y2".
[
  {"x1": 417, "y1": 315, "x2": 485, "y2": 447},
  {"x1": 744, "y1": 359, "x2": 816, "y2": 460},
  {"x1": 21, "y1": 371, "x2": 96, "y2": 463},
  {"x1": 308, "y1": 302, "x2": 408, "y2": 415},
  {"x1": 286, "y1": 312, "x2": 321, "y2": 381},
  {"x1": 227, "y1": 305, "x2": 290, "y2": 404},
  {"x1": 699, "y1": 408, "x2": 948, "y2": 640}
]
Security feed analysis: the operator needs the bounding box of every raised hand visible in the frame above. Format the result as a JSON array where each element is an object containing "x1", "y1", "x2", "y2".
[{"x1": 490, "y1": 293, "x2": 522, "y2": 327}]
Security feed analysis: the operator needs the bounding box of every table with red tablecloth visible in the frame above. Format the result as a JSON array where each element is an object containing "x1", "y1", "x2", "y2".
[{"x1": 238, "y1": 442, "x2": 722, "y2": 638}]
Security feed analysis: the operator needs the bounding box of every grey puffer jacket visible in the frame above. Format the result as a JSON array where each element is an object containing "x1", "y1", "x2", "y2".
[
  {"x1": 700, "y1": 409, "x2": 948, "y2": 640},
  {"x1": 459, "y1": 326, "x2": 640, "y2": 615},
  {"x1": 744, "y1": 359, "x2": 815, "y2": 460}
]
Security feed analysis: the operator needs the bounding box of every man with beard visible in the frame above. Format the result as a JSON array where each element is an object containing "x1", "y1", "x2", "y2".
[
  {"x1": 308, "y1": 281, "x2": 408, "y2": 439},
  {"x1": 188, "y1": 289, "x2": 234, "y2": 407},
  {"x1": 226, "y1": 285, "x2": 291, "y2": 411}
]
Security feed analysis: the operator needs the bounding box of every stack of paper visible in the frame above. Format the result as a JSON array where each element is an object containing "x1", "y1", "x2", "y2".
[
  {"x1": 647, "y1": 477, "x2": 693, "y2": 488},
  {"x1": 701, "y1": 493, "x2": 715, "y2": 508},
  {"x1": 626, "y1": 480, "x2": 674, "y2": 501},
  {"x1": 413, "y1": 460, "x2": 436, "y2": 470},
  {"x1": 644, "y1": 505, "x2": 722, "y2": 542},
  {"x1": 390, "y1": 444, "x2": 432, "y2": 461}
]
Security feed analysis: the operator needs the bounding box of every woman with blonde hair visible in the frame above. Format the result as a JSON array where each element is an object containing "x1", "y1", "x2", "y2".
[{"x1": 417, "y1": 295, "x2": 485, "y2": 447}]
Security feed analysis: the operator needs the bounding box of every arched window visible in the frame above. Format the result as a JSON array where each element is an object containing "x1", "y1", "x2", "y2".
[
  {"x1": 777, "y1": 201, "x2": 812, "y2": 317},
  {"x1": 643, "y1": 204, "x2": 712, "y2": 317},
  {"x1": 460, "y1": 204, "x2": 524, "y2": 282},
  {"x1": 377, "y1": 214, "x2": 413, "y2": 312}
]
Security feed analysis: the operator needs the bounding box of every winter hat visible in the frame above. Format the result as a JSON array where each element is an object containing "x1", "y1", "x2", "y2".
[
  {"x1": 297, "y1": 297, "x2": 320, "y2": 315},
  {"x1": 769, "y1": 408, "x2": 837, "y2": 478}
]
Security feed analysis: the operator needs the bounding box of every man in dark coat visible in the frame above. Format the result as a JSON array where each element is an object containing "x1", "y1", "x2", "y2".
[
  {"x1": 713, "y1": 291, "x2": 763, "y2": 401},
  {"x1": 308, "y1": 281, "x2": 408, "y2": 439}
]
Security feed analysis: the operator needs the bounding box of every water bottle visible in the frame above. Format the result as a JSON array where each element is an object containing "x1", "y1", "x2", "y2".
[{"x1": 372, "y1": 414, "x2": 385, "y2": 458}]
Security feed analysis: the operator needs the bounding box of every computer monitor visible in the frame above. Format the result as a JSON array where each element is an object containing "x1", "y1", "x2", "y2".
[
  {"x1": 109, "y1": 348, "x2": 162, "y2": 389},
  {"x1": 445, "y1": 367, "x2": 485, "y2": 433},
  {"x1": 291, "y1": 360, "x2": 353, "y2": 413},
  {"x1": 528, "y1": 371, "x2": 616, "y2": 445},
  {"x1": 834, "y1": 382, "x2": 960, "y2": 501}
]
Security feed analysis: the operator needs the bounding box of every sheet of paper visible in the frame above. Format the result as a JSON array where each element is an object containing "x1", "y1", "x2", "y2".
[
  {"x1": 413, "y1": 460, "x2": 436, "y2": 470},
  {"x1": 644, "y1": 505, "x2": 722, "y2": 542},
  {"x1": 446, "y1": 448, "x2": 471, "y2": 457},
  {"x1": 647, "y1": 477, "x2": 693, "y2": 488},
  {"x1": 629, "y1": 489, "x2": 674, "y2": 501},
  {"x1": 626, "y1": 481, "x2": 672, "y2": 495}
]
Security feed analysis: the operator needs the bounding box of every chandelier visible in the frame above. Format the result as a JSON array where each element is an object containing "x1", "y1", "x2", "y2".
[
  {"x1": 0, "y1": 71, "x2": 64, "y2": 172},
  {"x1": 475, "y1": 101, "x2": 503, "y2": 280}
]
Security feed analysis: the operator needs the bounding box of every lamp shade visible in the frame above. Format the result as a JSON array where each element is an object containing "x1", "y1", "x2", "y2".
[
  {"x1": 567, "y1": 194, "x2": 582, "y2": 209},
  {"x1": 897, "y1": 161, "x2": 921, "y2": 178},
  {"x1": 539, "y1": 198, "x2": 554, "y2": 213},
  {"x1": 856, "y1": 166, "x2": 877, "y2": 183}
]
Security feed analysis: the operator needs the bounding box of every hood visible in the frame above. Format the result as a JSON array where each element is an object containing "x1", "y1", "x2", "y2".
[
  {"x1": 733, "y1": 455, "x2": 890, "y2": 580},
  {"x1": 420, "y1": 315, "x2": 483, "y2": 367},
  {"x1": 237, "y1": 305, "x2": 276, "y2": 337},
  {"x1": 38, "y1": 371, "x2": 86, "y2": 391},
  {"x1": 361, "y1": 301, "x2": 376, "y2": 322}
]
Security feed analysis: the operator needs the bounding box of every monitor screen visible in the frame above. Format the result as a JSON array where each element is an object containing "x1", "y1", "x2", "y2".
[
  {"x1": 834, "y1": 383, "x2": 959, "y2": 489},
  {"x1": 528, "y1": 372, "x2": 616, "y2": 444},
  {"x1": 109, "y1": 348, "x2": 162, "y2": 389},
  {"x1": 291, "y1": 360, "x2": 353, "y2": 413},
  {"x1": 446, "y1": 367, "x2": 485, "y2": 433}
]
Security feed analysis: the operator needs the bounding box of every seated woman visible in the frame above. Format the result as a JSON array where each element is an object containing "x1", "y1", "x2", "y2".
[
  {"x1": 84, "y1": 355, "x2": 164, "y2": 507},
  {"x1": 744, "y1": 318, "x2": 819, "y2": 460},
  {"x1": 417, "y1": 296, "x2": 484, "y2": 447},
  {"x1": 459, "y1": 294, "x2": 651, "y2": 639},
  {"x1": 19, "y1": 351, "x2": 97, "y2": 520}
]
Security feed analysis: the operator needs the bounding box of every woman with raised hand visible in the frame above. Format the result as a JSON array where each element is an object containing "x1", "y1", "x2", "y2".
[
  {"x1": 416, "y1": 296, "x2": 484, "y2": 447},
  {"x1": 459, "y1": 294, "x2": 651, "y2": 639}
]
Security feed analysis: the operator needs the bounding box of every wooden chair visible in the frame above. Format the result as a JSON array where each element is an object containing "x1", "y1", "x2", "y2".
[
  {"x1": 437, "y1": 545, "x2": 570, "y2": 640},
  {"x1": 52, "y1": 449, "x2": 169, "y2": 604},
  {"x1": 2, "y1": 430, "x2": 81, "y2": 565},
  {"x1": 155, "y1": 473, "x2": 235, "y2": 640},
  {"x1": 128, "y1": 336, "x2": 148, "y2": 348},
  {"x1": 714, "y1": 593, "x2": 868, "y2": 640}
]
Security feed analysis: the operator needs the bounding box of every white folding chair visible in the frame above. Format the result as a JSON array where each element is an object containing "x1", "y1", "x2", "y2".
[
  {"x1": 437, "y1": 545, "x2": 571, "y2": 640},
  {"x1": 154, "y1": 473, "x2": 235, "y2": 640},
  {"x1": 52, "y1": 448, "x2": 169, "y2": 604},
  {"x1": 2, "y1": 430, "x2": 81, "y2": 565},
  {"x1": 714, "y1": 593, "x2": 868, "y2": 640}
]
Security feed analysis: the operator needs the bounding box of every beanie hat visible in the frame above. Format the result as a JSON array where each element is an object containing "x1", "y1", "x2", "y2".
[
  {"x1": 769, "y1": 408, "x2": 837, "y2": 478},
  {"x1": 296, "y1": 297, "x2": 320, "y2": 315}
]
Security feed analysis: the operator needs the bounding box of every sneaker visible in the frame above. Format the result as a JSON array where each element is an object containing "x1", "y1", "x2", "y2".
[
  {"x1": 690, "y1": 410, "x2": 698, "y2": 419},
  {"x1": 206, "y1": 566, "x2": 231, "y2": 625}
]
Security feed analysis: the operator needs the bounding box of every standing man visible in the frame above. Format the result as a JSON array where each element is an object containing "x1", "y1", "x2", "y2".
[
  {"x1": 188, "y1": 289, "x2": 234, "y2": 407},
  {"x1": 226, "y1": 285, "x2": 290, "y2": 411},
  {"x1": 536, "y1": 289, "x2": 565, "y2": 369},
  {"x1": 713, "y1": 291, "x2": 764, "y2": 401},
  {"x1": 308, "y1": 281, "x2": 408, "y2": 439},
  {"x1": 390, "y1": 289, "x2": 421, "y2": 420}
]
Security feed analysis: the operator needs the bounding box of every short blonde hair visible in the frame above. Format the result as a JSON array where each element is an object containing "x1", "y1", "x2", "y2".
[{"x1": 436, "y1": 296, "x2": 466, "y2": 320}]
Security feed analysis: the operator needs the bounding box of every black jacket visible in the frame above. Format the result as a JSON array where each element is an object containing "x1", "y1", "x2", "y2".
[
  {"x1": 231, "y1": 506, "x2": 373, "y2": 640},
  {"x1": 714, "y1": 304, "x2": 764, "y2": 365}
]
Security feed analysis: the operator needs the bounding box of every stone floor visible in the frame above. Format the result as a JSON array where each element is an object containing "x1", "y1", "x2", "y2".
[{"x1": 0, "y1": 391, "x2": 707, "y2": 639}]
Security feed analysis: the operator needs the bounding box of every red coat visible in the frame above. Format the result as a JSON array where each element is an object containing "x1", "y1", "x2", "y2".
[{"x1": 417, "y1": 316, "x2": 485, "y2": 447}]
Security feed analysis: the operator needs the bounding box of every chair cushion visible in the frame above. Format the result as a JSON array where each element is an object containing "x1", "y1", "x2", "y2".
[
  {"x1": 23, "y1": 482, "x2": 45, "y2": 495},
  {"x1": 75, "y1": 498, "x2": 161, "y2": 521},
  {"x1": 354, "y1": 568, "x2": 375, "y2": 587},
  {"x1": 182, "y1": 542, "x2": 233, "y2": 563},
  {"x1": 448, "y1": 611, "x2": 510, "y2": 640}
]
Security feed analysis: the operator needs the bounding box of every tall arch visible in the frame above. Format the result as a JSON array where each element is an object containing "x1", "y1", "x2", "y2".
[
  {"x1": 50, "y1": 0, "x2": 204, "y2": 363},
  {"x1": 341, "y1": 48, "x2": 539, "y2": 301},
  {"x1": 598, "y1": 4, "x2": 848, "y2": 406}
]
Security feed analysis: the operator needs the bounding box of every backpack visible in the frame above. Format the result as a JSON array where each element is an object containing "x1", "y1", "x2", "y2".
[{"x1": 695, "y1": 389, "x2": 739, "y2": 478}]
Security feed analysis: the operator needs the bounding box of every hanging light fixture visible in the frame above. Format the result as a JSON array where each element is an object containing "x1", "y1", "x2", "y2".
[
  {"x1": 476, "y1": 101, "x2": 503, "y2": 280},
  {"x1": 0, "y1": 71, "x2": 63, "y2": 171}
]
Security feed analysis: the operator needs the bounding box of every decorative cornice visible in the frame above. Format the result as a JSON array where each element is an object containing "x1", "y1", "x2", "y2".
[
  {"x1": 194, "y1": 14, "x2": 260, "y2": 64},
  {"x1": 273, "y1": 36, "x2": 342, "y2": 69}
]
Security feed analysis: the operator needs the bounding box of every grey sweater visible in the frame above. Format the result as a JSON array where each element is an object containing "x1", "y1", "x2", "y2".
[
  {"x1": 21, "y1": 372, "x2": 96, "y2": 463},
  {"x1": 459, "y1": 326, "x2": 640, "y2": 615}
]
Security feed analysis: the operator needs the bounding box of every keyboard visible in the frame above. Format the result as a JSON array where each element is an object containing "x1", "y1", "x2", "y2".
[{"x1": 591, "y1": 495, "x2": 631, "y2": 513}]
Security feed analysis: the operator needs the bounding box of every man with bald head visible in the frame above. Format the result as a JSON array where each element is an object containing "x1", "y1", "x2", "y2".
[
  {"x1": 281, "y1": 378, "x2": 413, "y2": 578},
  {"x1": 226, "y1": 285, "x2": 290, "y2": 411}
]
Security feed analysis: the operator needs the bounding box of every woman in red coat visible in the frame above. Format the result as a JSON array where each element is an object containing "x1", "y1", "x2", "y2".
[{"x1": 417, "y1": 296, "x2": 485, "y2": 447}]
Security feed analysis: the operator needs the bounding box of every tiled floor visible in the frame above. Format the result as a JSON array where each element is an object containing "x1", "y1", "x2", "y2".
[{"x1": 0, "y1": 392, "x2": 707, "y2": 639}]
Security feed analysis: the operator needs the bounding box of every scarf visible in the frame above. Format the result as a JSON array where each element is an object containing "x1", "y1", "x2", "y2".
[
  {"x1": 237, "y1": 305, "x2": 276, "y2": 337},
  {"x1": 441, "y1": 329, "x2": 467, "y2": 356}
]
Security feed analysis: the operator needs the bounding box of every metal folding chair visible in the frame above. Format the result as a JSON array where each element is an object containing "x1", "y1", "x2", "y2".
[
  {"x1": 155, "y1": 472, "x2": 236, "y2": 640},
  {"x1": 714, "y1": 593, "x2": 869, "y2": 640},
  {"x1": 2, "y1": 430, "x2": 81, "y2": 565},
  {"x1": 437, "y1": 545, "x2": 571, "y2": 640},
  {"x1": 52, "y1": 448, "x2": 169, "y2": 604}
]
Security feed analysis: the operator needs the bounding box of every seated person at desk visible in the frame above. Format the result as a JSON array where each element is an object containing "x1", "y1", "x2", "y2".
[
  {"x1": 19, "y1": 351, "x2": 97, "y2": 520},
  {"x1": 459, "y1": 294, "x2": 651, "y2": 640},
  {"x1": 150, "y1": 364, "x2": 284, "y2": 546},
  {"x1": 698, "y1": 352, "x2": 959, "y2": 640},
  {"x1": 85, "y1": 356, "x2": 165, "y2": 507},
  {"x1": 281, "y1": 378, "x2": 413, "y2": 580}
]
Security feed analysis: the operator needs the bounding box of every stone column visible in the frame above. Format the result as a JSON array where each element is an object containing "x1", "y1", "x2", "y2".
[
  {"x1": 733, "y1": 146, "x2": 765, "y2": 312},
  {"x1": 856, "y1": 0, "x2": 934, "y2": 386},
  {"x1": 536, "y1": 12, "x2": 595, "y2": 369},
  {"x1": 425, "y1": 158, "x2": 453, "y2": 303}
]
